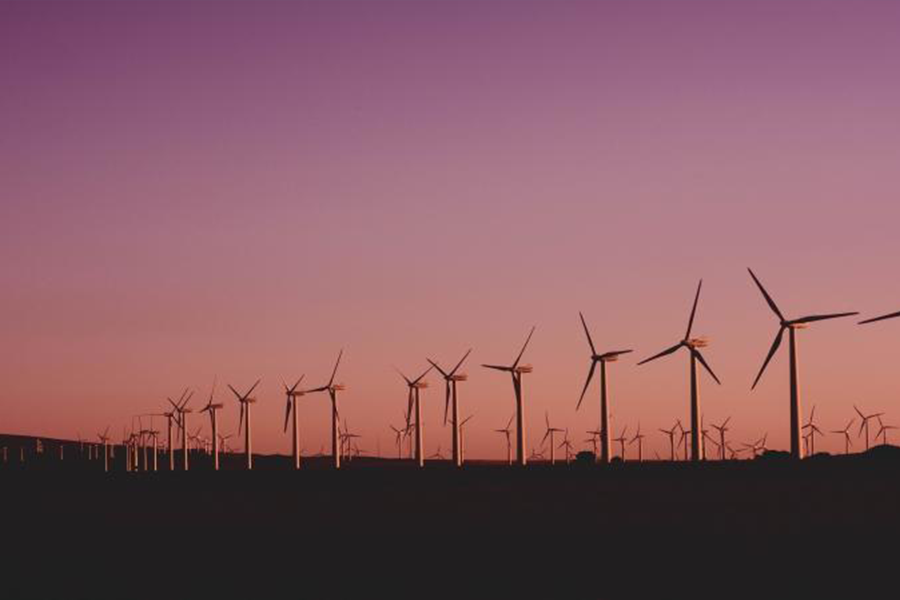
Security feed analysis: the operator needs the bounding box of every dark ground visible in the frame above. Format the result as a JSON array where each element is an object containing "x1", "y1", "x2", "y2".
[{"x1": 2, "y1": 437, "x2": 899, "y2": 598}]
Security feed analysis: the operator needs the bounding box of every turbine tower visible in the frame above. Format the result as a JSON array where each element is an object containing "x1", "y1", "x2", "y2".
[
  {"x1": 283, "y1": 375, "x2": 305, "y2": 470},
  {"x1": 228, "y1": 379, "x2": 261, "y2": 470},
  {"x1": 748, "y1": 268, "x2": 857, "y2": 459},
  {"x1": 483, "y1": 326, "x2": 536, "y2": 466},
  {"x1": 576, "y1": 312, "x2": 632, "y2": 465},
  {"x1": 638, "y1": 280, "x2": 721, "y2": 462},
  {"x1": 307, "y1": 350, "x2": 345, "y2": 469},
  {"x1": 199, "y1": 379, "x2": 225, "y2": 471},
  {"x1": 427, "y1": 349, "x2": 472, "y2": 468},
  {"x1": 396, "y1": 365, "x2": 433, "y2": 468}
]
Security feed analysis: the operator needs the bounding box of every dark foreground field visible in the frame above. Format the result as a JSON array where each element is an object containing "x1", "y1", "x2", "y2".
[{"x1": 3, "y1": 446, "x2": 900, "y2": 598}]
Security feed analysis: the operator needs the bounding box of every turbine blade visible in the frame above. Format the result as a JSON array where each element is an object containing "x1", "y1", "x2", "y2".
[
  {"x1": 685, "y1": 279, "x2": 702, "y2": 340},
  {"x1": 449, "y1": 349, "x2": 472, "y2": 376},
  {"x1": 747, "y1": 268, "x2": 784, "y2": 321},
  {"x1": 426, "y1": 359, "x2": 449, "y2": 378},
  {"x1": 512, "y1": 326, "x2": 536, "y2": 369},
  {"x1": 482, "y1": 364, "x2": 511, "y2": 372},
  {"x1": 328, "y1": 349, "x2": 344, "y2": 386},
  {"x1": 238, "y1": 403, "x2": 245, "y2": 436},
  {"x1": 412, "y1": 364, "x2": 433, "y2": 385},
  {"x1": 244, "y1": 378, "x2": 262, "y2": 400},
  {"x1": 792, "y1": 312, "x2": 859, "y2": 325},
  {"x1": 637, "y1": 343, "x2": 682, "y2": 366},
  {"x1": 859, "y1": 310, "x2": 900, "y2": 325},
  {"x1": 576, "y1": 361, "x2": 597, "y2": 411},
  {"x1": 227, "y1": 384, "x2": 242, "y2": 401},
  {"x1": 579, "y1": 312, "x2": 597, "y2": 356},
  {"x1": 751, "y1": 327, "x2": 785, "y2": 390},
  {"x1": 693, "y1": 349, "x2": 721, "y2": 385},
  {"x1": 283, "y1": 398, "x2": 292, "y2": 433}
]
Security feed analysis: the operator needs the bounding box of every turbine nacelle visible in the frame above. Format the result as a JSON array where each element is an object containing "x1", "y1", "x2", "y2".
[
  {"x1": 449, "y1": 373, "x2": 468, "y2": 382},
  {"x1": 515, "y1": 364, "x2": 533, "y2": 374},
  {"x1": 686, "y1": 337, "x2": 709, "y2": 349}
]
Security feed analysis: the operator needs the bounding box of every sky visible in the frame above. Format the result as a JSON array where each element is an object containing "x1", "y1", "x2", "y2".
[{"x1": 2, "y1": 1, "x2": 900, "y2": 459}]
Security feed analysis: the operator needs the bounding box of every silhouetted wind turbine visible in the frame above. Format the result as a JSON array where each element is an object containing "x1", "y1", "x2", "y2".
[
  {"x1": 389, "y1": 424, "x2": 405, "y2": 460},
  {"x1": 575, "y1": 312, "x2": 632, "y2": 465},
  {"x1": 748, "y1": 268, "x2": 857, "y2": 459},
  {"x1": 307, "y1": 350, "x2": 345, "y2": 469},
  {"x1": 629, "y1": 423, "x2": 646, "y2": 462},
  {"x1": 801, "y1": 405, "x2": 823, "y2": 456},
  {"x1": 854, "y1": 405, "x2": 883, "y2": 451},
  {"x1": 614, "y1": 426, "x2": 628, "y2": 461},
  {"x1": 396, "y1": 365, "x2": 433, "y2": 468},
  {"x1": 638, "y1": 280, "x2": 720, "y2": 462},
  {"x1": 428, "y1": 349, "x2": 472, "y2": 468},
  {"x1": 97, "y1": 427, "x2": 111, "y2": 472},
  {"x1": 483, "y1": 326, "x2": 535, "y2": 466},
  {"x1": 659, "y1": 421, "x2": 680, "y2": 461},
  {"x1": 541, "y1": 412, "x2": 565, "y2": 465},
  {"x1": 830, "y1": 418, "x2": 855, "y2": 455},
  {"x1": 558, "y1": 429, "x2": 574, "y2": 464},
  {"x1": 710, "y1": 417, "x2": 731, "y2": 461},
  {"x1": 228, "y1": 379, "x2": 261, "y2": 470},
  {"x1": 199, "y1": 379, "x2": 224, "y2": 471},
  {"x1": 168, "y1": 389, "x2": 194, "y2": 471},
  {"x1": 875, "y1": 416, "x2": 896, "y2": 446},
  {"x1": 457, "y1": 414, "x2": 474, "y2": 464},
  {"x1": 282, "y1": 376, "x2": 305, "y2": 470},
  {"x1": 494, "y1": 414, "x2": 514, "y2": 465}
]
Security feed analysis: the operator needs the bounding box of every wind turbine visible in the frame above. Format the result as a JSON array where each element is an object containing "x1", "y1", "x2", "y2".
[
  {"x1": 678, "y1": 427, "x2": 692, "y2": 461},
  {"x1": 168, "y1": 389, "x2": 194, "y2": 471},
  {"x1": 659, "y1": 421, "x2": 680, "y2": 461},
  {"x1": 483, "y1": 326, "x2": 536, "y2": 466},
  {"x1": 97, "y1": 427, "x2": 111, "y2": 472},
  {"x1": 541, "y1": 412, "x2": 565, "y2": 465},
  {"x1": 428, "y1": 349, "x2": 472, "y2": 469},
  {"x1": 199, "y1": 379, "x2": 225, "y2": 471},
  {"x1": 228, "y1": 379, "x2": 261, "y2": 470},
  {"x1": 558, "y1": 429, "x2": 574, "y2": 464},
  {"x1": 854, "y1": 405, "x2": 883, "y2": 451},
  {"x1": 710, "y1": 417, "x2": 731, "y2": 461},
  {"x1": 575, "y1": 312, "x2": 632, "y2": 465},
  {"x1": 875, "y1": 416, "x2": 897, "y2": 446},
  {"x1": 629, "y1": 423, "x2": 646, "y2": 462},
  {"x1": 162, "y1": 404, "x2": 180, "y2": 471},
  {"x1": 307, "y1": 350, "x2": 345, "y2": 469},
  {"x1": 585, "y1": 431, "x2": 600, "y2": 458},
  {"x1": 801, "y1": 405, "x2": 823, "y2": 456},
  {"x1": 747, "y1": 268, "x2": 857, "y2": 459},
  {"x1": 396, "y1": 365, "x2": 433, "y2": 468},
  {"x1": 282, "y1": 376, "x2": 305, "y2": 470},
  {"x1": 389, "y1": 424, "x2": 405, "y2": 460},
  {"x1": 638, "y1": 280, "x2": 720, "y2": 462},
  {"x1": 614, "y1": 426, "x2": 628, "y2": 461},
  {"x1": 494, "y1": 414, "x2": 515, "y2": 465},
  {"x1": 830, "y1": 418, "x2": 855, "y2": 455}
]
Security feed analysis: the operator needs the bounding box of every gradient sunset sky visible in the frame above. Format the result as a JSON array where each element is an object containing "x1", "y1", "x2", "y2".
[{"x1": 3, "y1": 1, "x2": 900, "y2": 458}]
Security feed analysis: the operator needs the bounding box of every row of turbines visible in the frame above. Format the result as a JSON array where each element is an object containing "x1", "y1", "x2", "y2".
[{"x1": 75, "y1": 269, "x2": 900, "y2": 472}]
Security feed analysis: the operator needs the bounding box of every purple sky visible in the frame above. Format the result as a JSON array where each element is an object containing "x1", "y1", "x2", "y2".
[{"x1": 2, "y1": 1, "x2": 900, "y2": 458}]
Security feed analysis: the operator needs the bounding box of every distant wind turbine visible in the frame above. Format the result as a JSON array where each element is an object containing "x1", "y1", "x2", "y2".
[
  {"x1": 541, "y1": 412, "x2": 565, "y2": 465},
  {"x1": 830, "y1": 418, "x2": 855, "y2": 455},
  {"x1": 494, "y1": 414, "x2": 515, "y2": 465},
  {"x1": 282, "y1": 375, "x2": 305, "y2": 470},
  {"x1": 168, "y1": 389, "x2": 194, "y2": 471},
  {"x1": 199, "y1": 379, "x2": 225, "y2": 471},
  {"x1": 428, "y1": 349, "x2": 472, "y2": 468},
  {"x1": 629, "y1": 423, "x2": 646, "y2": 462},
  {"x1": 747, "y1": 268, "x2": 857, "y2": 459},
  {"x1": 875, "y1": 416, "x2": 897, "y2": 446},
  {"x1": 307, "y1": 350, "x2": 346, "y2": 469},
  {"x1": 710, "y1": 417, "x2": 731, "y2": 461},
  {"x1": 396, "y1": 365, "x2": 433, "y2": 468},
  {"x1": 575, "y1": 312, "x2": 632, "y2": 465},
  {"x1": 854, "y1": 405, "x2": 883, "y2": 451},
  {"x1": 638, "y1": 280, "x2": 720, "y2": 462},
  {"x1": 228, "y1": 379, "x2": 261, "y2": 470},
  {"x1": 483, "y1": 327, "x2": 536, "y2": 466},
  {"x1": 97, "y1": 427, "x2": 111, "y2": 472},
  {"x1": 614, "y1": 426, "x2": 629, "y2": 461}
]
